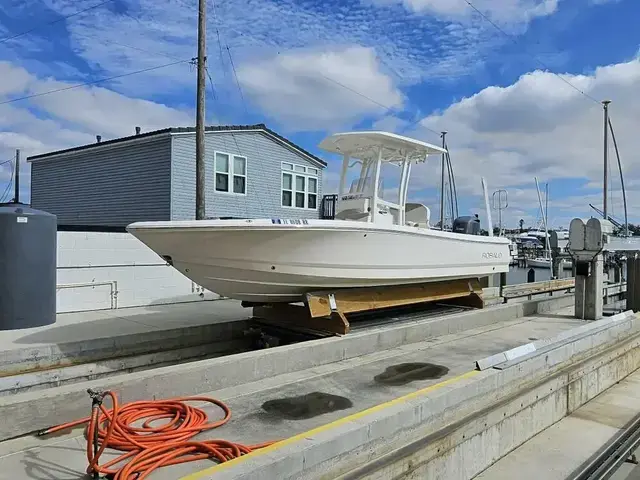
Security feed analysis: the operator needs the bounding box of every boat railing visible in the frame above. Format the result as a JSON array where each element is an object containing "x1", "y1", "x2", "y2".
[{"x1": 321, "y1": 194, "x2": 338, "y2": 220}]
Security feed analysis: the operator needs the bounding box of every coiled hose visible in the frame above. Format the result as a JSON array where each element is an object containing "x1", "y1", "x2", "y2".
[{"x1": 39, "y1": 390, "x2": 274, "y2": 480}]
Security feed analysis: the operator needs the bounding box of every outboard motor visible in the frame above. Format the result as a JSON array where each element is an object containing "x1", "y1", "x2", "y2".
[{"x1": 452, "y1": 214, "x2": 481, "y2": 235}]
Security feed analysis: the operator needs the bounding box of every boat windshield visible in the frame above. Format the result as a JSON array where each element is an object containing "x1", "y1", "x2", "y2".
[{"x1": 349, "y1": 176, "x2": 384, "y2": 199}]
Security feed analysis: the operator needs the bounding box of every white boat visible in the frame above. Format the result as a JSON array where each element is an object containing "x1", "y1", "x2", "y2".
[
  {"x1": 127, "y1": 131, "x2": 512, "y2": 303},
  {"x1": 527, "y1": 256, "x2": 573, "y2": 270}
]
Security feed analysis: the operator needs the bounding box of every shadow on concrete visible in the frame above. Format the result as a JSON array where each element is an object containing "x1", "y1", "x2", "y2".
[
  {"x1": 20, "y1": 443, "x2": 87, "y2": 480},
  {"x1": 10, "y1": 300, "x2": 248, "y2": 346}
]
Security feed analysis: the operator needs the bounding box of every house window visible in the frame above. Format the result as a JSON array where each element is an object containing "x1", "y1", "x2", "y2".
[
  {"x1": 281, "y1": 162, "x2": 319, "y2": 209},
  {"x1": 233, "y1": 155, "x2": 246, "y2": 194},
  {"x1": 215, "y1": 151, "x2": 246, "y2": 195}
]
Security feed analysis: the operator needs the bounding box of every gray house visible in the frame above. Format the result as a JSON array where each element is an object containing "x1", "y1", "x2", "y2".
[{"x1": 28, "y1": 124, "x2": 328, "y2": 228}]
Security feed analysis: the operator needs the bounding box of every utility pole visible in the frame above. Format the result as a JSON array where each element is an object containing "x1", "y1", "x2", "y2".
[
  {"x1": 440, "y1": 131, "x2": 447, "y2": 230},
  {"x1": 14, "y1": 149, "x2": 20, "y2": 203},
  {"x1": 602, "y1": 100, "x2": 611, "y2": 220},
  {"x1": 195, "y1": 0, "x2": 207, "y2": 220}
]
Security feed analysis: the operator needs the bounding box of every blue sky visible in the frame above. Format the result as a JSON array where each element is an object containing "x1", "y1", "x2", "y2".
[{"x1": 0, "y1": 0, "x2": 639, "y2": 229}]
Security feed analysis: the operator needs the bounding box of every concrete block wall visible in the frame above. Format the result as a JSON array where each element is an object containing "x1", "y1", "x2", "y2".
[{"x1": 56, "y1": 232, "x2": 219, "y2": 313}]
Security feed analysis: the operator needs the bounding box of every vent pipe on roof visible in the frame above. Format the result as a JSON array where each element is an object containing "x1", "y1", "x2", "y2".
[
  {"x1": 135, "y1": 126, "x2": 141, "y2": 135},
  {"x1": 96, "y1": 135, "x2": 102, "y2": 143}
]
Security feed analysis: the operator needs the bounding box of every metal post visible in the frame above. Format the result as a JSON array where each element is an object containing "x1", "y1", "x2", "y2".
[
  {"x1": 13, "y1": 149, "x2": 20, "y2": 203},
  {"x1": 628, "y1": 254, "x2": 637, "y2": 312},
  {"x1": 633, "y1": 255, "x2": 640, "y2": 313},
  {"x1": 440, "y1": 131, "x2": 447, "y2": 230},
  {"x1": 371, "y1": 146, "x2": 382, "y2": 223},
  {"x1": 603, "y1": 100, "x2": 611, "y2": 219},
  {"x1": 195, "y1": 0, "x2": 207, "y2": 220}
]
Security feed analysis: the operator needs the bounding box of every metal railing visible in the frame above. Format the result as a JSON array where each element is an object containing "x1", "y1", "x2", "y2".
[
  {"x1": 502, "y1": 278, "x2": 575, "y2": 300},
  {"x1": 501, "y1": 278, "x2": 627, "y2": 302},
  {"x1": 321, "y1": 194, "x2": 338, "y2": 219},
  {"x1": 570, "y1": 412, "x2": 640, "y2": 480}
]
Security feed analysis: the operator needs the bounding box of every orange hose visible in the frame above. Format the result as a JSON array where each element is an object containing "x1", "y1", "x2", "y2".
[{"x1": 40, "y1": 391, "x2": 275, "y2": 480}]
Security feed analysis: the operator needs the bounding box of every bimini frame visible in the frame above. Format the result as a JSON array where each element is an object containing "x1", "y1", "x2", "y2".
[{"x1": 318, "y1": 131, "x2": 447, "y2": 226}]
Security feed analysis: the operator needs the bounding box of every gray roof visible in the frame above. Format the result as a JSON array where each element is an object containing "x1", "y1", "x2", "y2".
[{"x1": 27, "y1": 123, "x2": 328, "y2": 167}]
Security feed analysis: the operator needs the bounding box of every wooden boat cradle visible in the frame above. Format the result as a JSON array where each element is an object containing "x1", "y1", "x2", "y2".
[{"x1": 250, "y1": 277, "x2": 485, "y2": 335}]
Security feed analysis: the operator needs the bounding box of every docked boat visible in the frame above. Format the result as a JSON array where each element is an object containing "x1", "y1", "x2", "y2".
[
  {"x1": 527, "y1": 256, "x2": 573, "y2": 270},
  {"x1": 127, "y1": 131, "x2": 512, "y2": 303}
]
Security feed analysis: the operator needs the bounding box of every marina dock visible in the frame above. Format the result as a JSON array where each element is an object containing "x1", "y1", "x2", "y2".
[
  {"x1": 1, "y1": 151, "x2": 639, "y2": 479},
  {"x1": 1, "y1": 284, "x2": 639, "y2": 479}
]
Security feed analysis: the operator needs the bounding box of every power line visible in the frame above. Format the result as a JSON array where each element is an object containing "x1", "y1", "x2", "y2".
[
  {"x1": 0, "y1": 160, "x2": 15, "y2": 203},
  {"x1": 226, "y1": 46, "x2": 247, "y2": 110},
  {"x1": 229, "y1": 44, "x2": 441, "y2": 137},
  {"x1": 315, "y1": 71, "x2": 442, "y2": 138},
  {"x1": 0, "y1": 0, "x2": 115, "y2": 45},
  {"x1": 0, "y1": 59, "x2": 189, "y2": 106},
  {"x1": 204, "y1": 67, "x2": 218, "y2": 102},
  {"x1": 461, "y1": 0, "x2": 601, "y2": 104},
  {"x1": 216, "y1": 11, "x2": 274, "y2": 217},
  {"x1": 227, "y1": 44, "x2": 442, "y2": 138}
]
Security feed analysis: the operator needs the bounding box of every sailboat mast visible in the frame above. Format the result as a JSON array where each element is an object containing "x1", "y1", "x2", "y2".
[
  {"x1": 545, "y1": 182, "x2": 550, "y2": 258},
  {"x1": 440, "y1": 131, "x2": 447, "y2": 230},
  {"x1": 603, "y1": 100, "x2": 611, "y2": 219},
  {"x1": 609, "y1": 117, "x2": 629, "y2": 237},
  {"x1": 535, "y1": 178, "x2": 550, "y2": 259}
]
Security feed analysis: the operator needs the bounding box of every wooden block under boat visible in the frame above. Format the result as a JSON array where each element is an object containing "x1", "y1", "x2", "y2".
[
  {"x1": 305, "y1": 278, "x2": 484, "y2": 319},
  {"x1": 252, "y1": 279, "x2": 484, "y2": 336},
  {"x1": 252, "y1": 303, "x2": 350, "y2": 335}
]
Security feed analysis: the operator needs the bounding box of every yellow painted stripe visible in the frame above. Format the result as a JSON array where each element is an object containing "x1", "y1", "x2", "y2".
[{"x1": 180, "y1": 369, "x2": 480, "y2": 480}]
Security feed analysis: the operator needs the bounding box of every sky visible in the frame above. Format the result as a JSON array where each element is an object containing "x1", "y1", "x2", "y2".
[{"x1": 0, "y1": 0, "x2": 639, "y2": 230}]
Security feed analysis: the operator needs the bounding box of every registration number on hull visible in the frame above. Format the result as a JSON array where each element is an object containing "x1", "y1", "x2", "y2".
[{"x1": 271, "y1": 219, "x2": 309, "y2": 225}]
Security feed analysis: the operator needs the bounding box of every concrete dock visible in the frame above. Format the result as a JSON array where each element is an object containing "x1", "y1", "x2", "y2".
[
  {"x1": 476, "y1": 369, "x2": 640, "y2": 480},
  {"x1": 0, "y1": 300, "x2": 251, "y2": 394},
  {"x1": 4, "y1": 292, "x2": 638, "y2": 479}
]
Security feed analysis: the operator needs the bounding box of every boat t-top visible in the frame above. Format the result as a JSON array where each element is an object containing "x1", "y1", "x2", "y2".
[{"x1": 127, "y1": 131, "x2": 512, "y2": 303}]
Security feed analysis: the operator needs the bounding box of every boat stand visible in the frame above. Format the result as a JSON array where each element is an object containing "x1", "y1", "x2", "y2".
[{"x1": 251, "y1": 278, "x2": 485, "y2": 335}]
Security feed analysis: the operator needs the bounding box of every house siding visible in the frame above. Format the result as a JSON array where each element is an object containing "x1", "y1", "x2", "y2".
[
  {"x1": 30, "y1": 136, "x2": 172, "y2": 227},
  {"x1": 170, "y1": 131, "x2": 324, "y2": 220}
]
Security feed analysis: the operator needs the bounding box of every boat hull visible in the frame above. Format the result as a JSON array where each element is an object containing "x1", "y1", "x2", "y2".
[
  {"x1": 527, "y1": 258, "x2": 573, "y2": 270},
  {"x1": 127, "y1": 219, "x2": 512, "y2": 303}
]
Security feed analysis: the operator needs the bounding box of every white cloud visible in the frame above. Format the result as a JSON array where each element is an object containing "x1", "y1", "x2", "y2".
[
  {"x1": 405, "y1": 58, "x2": 640, "y2": 226},
  {"x1": 372, "y1": 115, "x2": 410, "y2": 133},
  {"x1": 0, "y1": 62, "x2": 31, "y2": 96},
  {"x1": 375, "y1": 0, "x2": 559, "y2": 26},
  {"x1": 236, "y1": 46, "x2": 404, "y2": 130},
  {"x1": 0, "y1": 0, "x2": 514, "y2": 106},
  {"x1": 0, "y1": 61, "x2": 194, "y2": 201},
  {"x1": 31, "y1": 80, "x2": 194, "y2": 138}
]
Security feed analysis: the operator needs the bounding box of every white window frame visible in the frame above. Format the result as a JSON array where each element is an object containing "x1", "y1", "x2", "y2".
[
  {"x1": 281, "y1": 162, "x2": 318, "y2": 210},
  {"x1": 214, "y1": 151, "x2": 247, "y2": 196}
]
